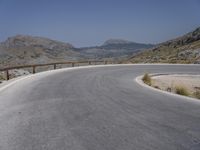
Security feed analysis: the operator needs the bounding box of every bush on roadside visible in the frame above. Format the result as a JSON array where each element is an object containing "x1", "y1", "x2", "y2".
[
  {"x1": 193, "y1": 91, "x2": 200, "y2": 99},
  {"x1": 153, "y1": 85, "x2": 160, "y2": 89},
  {"x1": 175, "y1": 86, "x2": 189, "y2": 96},
  {"x1": 0, "y1": 74, "x2": 5, "y2": 80},
  {"x1": 142, "y1": 73, "x2": 151, "y2": 86}
]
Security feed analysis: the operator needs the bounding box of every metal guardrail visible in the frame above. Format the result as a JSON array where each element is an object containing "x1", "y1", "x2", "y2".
[{"x1": 0, "y1": 60, "x2": 116, "y2": 80}]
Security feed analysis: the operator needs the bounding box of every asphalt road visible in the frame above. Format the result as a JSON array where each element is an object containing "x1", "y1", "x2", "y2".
[{"x1": 0, "y1": 64, "x2": 200, "y2": 150}]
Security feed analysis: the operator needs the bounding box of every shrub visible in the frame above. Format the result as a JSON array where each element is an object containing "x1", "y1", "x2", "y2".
[
  {"x1": 0, "y1": 74, "x2": 5, "y2": 80},
  {"x1": 142, "y1": 73, "x2": 151, "y2": 85},
  {"x1": 166, "y1": 87, "x2": 172, "y2": 92},
  {"x1": 153, "y1": 85, "x2": 160, "y2": 89},
  {"x1": 193, "y1": 91, "x2": 200, "y2": 99},
  {"x1": 175, "y1": 86, "x2": 189, "y2": 96}
]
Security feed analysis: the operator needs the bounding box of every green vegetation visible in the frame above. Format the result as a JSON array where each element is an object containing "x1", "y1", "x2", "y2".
[
  {"x1": 142, "y1": 73, "x2": 151, "y2": 86},
  {"x1": 175, "y1": 86, "x2": 189, "y2": 96}
]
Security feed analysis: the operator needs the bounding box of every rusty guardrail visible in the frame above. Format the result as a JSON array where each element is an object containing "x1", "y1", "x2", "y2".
[{"x1": 0, "y1": 60, "x2": 116, "y2": 80}]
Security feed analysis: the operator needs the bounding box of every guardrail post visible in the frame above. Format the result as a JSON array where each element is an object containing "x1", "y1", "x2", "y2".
[
  {"x1": 72, "y1": 63, "x2": 74, "y2": 67},
  {"x1": 88, "y1": 61, "x2": 91, "y2": 65},
  {"x1": 53, "y1": 64, "x2": 56, "y2": 69},
  {"x1": 104, "y1": 61, "x2": 107, "y2": 65},
  {"x1": 5, "y1": 70, "x2": 9, "y2": 80},
  {"x1": 32, "y1": 66, "x2": 36, "y2": 74}
]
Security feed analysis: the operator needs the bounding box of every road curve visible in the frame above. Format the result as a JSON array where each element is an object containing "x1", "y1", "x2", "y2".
[{"x1": 0, "y1": 64, "x2": 200, "y2": 150}]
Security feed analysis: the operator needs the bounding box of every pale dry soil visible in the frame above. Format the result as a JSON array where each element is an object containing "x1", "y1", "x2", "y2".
[{"x1": 151, "y1": 74, "x2": 200, "y2": 99}]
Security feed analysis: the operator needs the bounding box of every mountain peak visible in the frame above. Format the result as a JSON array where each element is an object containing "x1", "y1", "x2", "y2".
[{"x1": 4, "y1": 34, "x2": 74, "y2": 49}]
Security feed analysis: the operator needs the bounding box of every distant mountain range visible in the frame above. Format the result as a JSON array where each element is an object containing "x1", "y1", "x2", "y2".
[
  {"x1": 1, "y1": 26, "x2": 199, "y2": 68},
  {"x1": 0, "y1": 35, "x2": 153, "y2": 67},
  {"x1": 77, "y1": 39, "x2": 154, "y2": 59},
  {"x1": 127, "y1": 27, "x2": 200, "y2": 64}
]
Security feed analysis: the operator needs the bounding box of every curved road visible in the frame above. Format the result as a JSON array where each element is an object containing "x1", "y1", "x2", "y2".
[{"x1": 0, "y1": 65, "x2": 200, "y2": 150}]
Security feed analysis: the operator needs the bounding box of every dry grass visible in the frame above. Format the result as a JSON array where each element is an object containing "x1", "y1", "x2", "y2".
[
  {"x1": 193, "y1": 91, "x2": 200, "y2": 99},
  {"x1": 142, "y1": 73, "x2": 151, "y2": 85},
  {"x1": 0, "y1": 74, "x2": 5, "y2": 80},
  {"x1": 175, "y1": 86, "x2": 189, "y2": 96}
]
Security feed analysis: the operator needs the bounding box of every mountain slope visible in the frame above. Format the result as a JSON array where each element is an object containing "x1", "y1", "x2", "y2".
[
  {"x1": 77, "y1": 39, "x2": 154, "y2": 59},
  {"x1": 0, "y1": 36, "x2": 154, "y2": 67},
  {"x1": 0, "y1": 35, "x2": 84, "y2": 67},
  {"x1": 102, "y1": 39, "x2": 154, "y2": 50},
  {"x1": 127, "y1": 27, "x2": 200, "y2": 64}
]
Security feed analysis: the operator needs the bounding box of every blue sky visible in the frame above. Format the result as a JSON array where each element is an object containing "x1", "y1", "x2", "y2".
[{"x1": 0, "y1": 0, "x2": 200, "y2": 47}]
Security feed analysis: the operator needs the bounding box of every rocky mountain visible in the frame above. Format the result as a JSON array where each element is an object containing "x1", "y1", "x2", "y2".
[
  {"x1": 127, "y1": 27, "x2": 200, "y2": 64},
  {"x1": 103, "y1": 39, "x2": 135, "y2": 45},
  {"x1": 0, "y1": 35, "x2": 154, "y2": 68},
  {"x1": 102, "y1": 39, "x2": 154, "y2": 50},
  {"x1": 0, "y1": 35, "x2": 85, "y2": 67},
  {"x1": 77, "y1": 39, "x2": 154, "y2": 59}
]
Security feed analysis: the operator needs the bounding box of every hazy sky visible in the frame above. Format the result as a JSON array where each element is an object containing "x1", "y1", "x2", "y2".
[{"x1": 0, "y1": 0, "x2": 200, "y2": 47}]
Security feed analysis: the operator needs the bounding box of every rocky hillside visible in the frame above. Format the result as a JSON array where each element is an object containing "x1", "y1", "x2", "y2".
[
  {"x1": 77, "y1": 39, "x2": 154, "y2": 59},
  {"x1": 0, "y1": 36, "x2": 154, "y2": 67},
  {"x1": 0, "y1": 35, "x2": 85, "y2": 67},
  {"x1": 127, "y1": 27, "x2": 200, "y2": 64}
]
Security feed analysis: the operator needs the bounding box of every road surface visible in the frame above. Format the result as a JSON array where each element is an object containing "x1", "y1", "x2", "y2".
[{"x1": 0, "y1": 64, "x2": 200, "y2": 150}]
